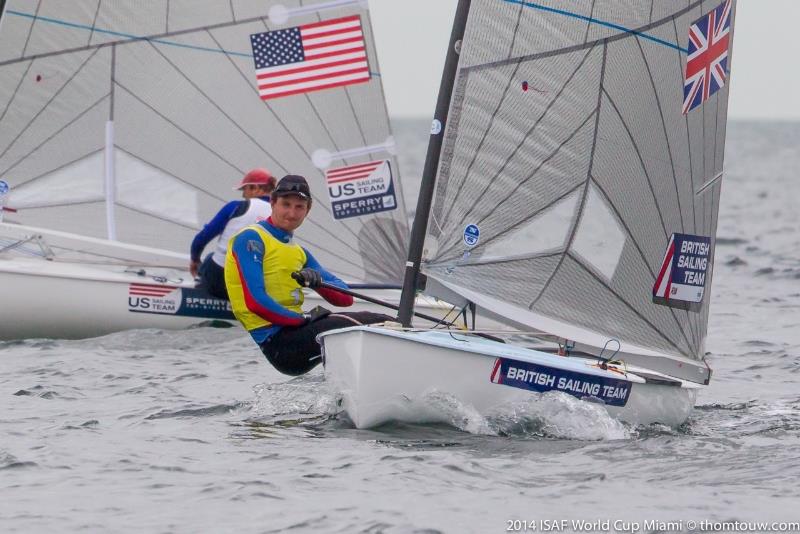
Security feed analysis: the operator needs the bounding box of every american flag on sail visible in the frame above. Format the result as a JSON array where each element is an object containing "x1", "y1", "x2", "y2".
[
  {"x1": 250, "y1": 16, "x2": 370, "y2": 100},
  {"x1": 682, "y1": 0, "x2": 732, "y2": 114}
]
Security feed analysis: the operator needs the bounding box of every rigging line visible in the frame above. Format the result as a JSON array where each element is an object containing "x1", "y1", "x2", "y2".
[
  {"x1": 165, "y1": 0, "x2": 170, "y2": 33},
  {"x1": 10, "y1": 148, "x2": 104, "y2": 190},
  {"x1": 89, "y1": 0, "x2": 102, "y2": 46},
  {"x1": 2, "y1": 10, "x2": 253, "y2": 66},
  {"x1": 530, "y1": 41, "x2": 608, "y2": 311},
  {"x1": 229, "y1": 0, "x2": 236, "y2": 23},
  {"x1": 115, "y1": 146, "x2": 226, "y2": 204},
  {"x1": 566, "y1": 251, "x2": 690, "y2": 357},
  {"x1": 437, "y1": 6, "x2": 527, "y2": 227},
  {"x1": 0, "y1": 93, "x2": 107, "y2": 179},
  {"x1": 502, "y1": 0, "x2": 690, "y2": 53},
  {"x1": 0, "y1": 60, "x2": 33, "y2": 129},
  {"x1": 445, "y1": 45, "x2": 597, "y2": 237},
  {"x1": 601, "y1": 87, "x2": 669, "y2": 240},
  {"x1": 634, "y1": 35, "x2": 686, "y2": 235},
  {"x1": 650, "y1": 1, "x2": 655, "y2": 25},
  {"x1": 114, "y1": 82, "x2": 244, "y2": 177},
  {"x1": 0, "y1": 46, "x2": 101, "y2": 162},
  {"x1": 589, "y1": 174, "x2": 698, "y2": 354},
  {"x1": 433, "y1": 181, "x2": 584, "y2": 265},
  {"x1": 144, "y1": 38, "x2": 289, "y2": 175}
]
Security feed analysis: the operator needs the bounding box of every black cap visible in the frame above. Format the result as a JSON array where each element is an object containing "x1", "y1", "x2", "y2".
[{"x1": 272, "y1": 174, "x2": 311, "y2": 200}]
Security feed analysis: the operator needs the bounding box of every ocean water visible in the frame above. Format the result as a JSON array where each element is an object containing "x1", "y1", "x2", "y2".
[{"x1": 2, "y1": 120, "x2": 800, "y2": 533}]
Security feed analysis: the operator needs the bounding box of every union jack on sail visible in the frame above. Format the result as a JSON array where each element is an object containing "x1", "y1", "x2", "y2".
[{"x1": 682, "y1": 0, "x2": 732, "y2": 114}]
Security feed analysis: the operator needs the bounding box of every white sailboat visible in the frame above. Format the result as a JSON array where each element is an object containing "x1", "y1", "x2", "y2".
[
  {"x1": 320, "y1": 0, "x2": 737, "y2": 428},
  {"x1": 0, "y1": 0, "x2": 423, "y2": 340}
]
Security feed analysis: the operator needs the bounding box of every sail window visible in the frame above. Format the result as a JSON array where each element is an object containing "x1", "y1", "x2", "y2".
[
  {"x1": 480, "y1": 189, "x2": 580, "y2": 260},
  {"x1": 570, "y1": 183, "x2": 625, "y2": 281}
]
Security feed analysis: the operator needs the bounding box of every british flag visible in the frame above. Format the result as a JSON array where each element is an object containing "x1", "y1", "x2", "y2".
[{"x1": 682, "y1": 0, "x2": 732, "y2": 114}]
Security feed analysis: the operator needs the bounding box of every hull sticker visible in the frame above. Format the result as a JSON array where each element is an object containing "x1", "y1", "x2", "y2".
[{"x1": 490, "y1": 357, "x2": 632, "y2": 407}]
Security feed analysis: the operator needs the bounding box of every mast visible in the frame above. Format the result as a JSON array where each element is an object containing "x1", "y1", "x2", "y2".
[{"x1": 397, "y1": 0, "x2": 471, "y2": 327}]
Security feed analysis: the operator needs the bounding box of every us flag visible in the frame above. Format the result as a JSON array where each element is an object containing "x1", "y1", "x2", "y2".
[
  {"x1": 682, "y1": 0, "x2": 732, "y2": 114},
  {"x1": 250, "y1": 15, "x2": 370, "y2": 100},
  {"x1": 325, "y1": 160, "x2": 384, "y2": 184}
]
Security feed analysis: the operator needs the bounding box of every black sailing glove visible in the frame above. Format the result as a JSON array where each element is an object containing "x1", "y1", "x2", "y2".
[
  {"x1": 303, "y1": 306, "x2": 332, "y2": 324},
  {"x1": 294, "y1": 268, "x2": 322, "y2": 288}
]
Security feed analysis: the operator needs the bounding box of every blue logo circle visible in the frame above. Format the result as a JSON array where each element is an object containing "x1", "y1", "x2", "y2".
[
  {"x1": 463, "y1": 224, "x2": 480, "y2": 247},
  {"x1": 0, "y1": 180, "x2": 8, "y2": 195}
]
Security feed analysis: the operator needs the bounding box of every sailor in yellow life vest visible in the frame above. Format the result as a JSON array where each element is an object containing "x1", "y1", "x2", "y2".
[{"x1": 224, "y1": 174, "x2": 392, "y2": 375}]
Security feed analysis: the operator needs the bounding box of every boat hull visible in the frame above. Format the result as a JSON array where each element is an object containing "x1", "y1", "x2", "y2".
[
  {"x1": 320, "y1": 326, "x2": 699, "y2": 429},
  {"x1": 0, "y1": 257, "x2": 495, "y2": 340}
]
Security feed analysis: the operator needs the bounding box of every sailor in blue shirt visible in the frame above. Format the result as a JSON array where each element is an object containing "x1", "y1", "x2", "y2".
[{"x1": 190, "y1": 168, "x2": 275, "y2": 299}]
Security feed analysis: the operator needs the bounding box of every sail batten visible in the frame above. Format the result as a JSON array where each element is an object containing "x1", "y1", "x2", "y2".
[{"x1": 421, "y1": 0, "x2": 736, "y2": 371}]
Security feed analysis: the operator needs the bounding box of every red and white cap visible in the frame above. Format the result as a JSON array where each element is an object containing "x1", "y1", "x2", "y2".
[{"x1": 234, "y1": 168, "x2": 276, "y2": 191}]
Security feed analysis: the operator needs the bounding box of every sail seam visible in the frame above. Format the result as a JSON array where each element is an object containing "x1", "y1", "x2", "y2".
[
  {"x1": 0, "y1": 47, "x2": 102, "y2": 163},
  {"x1": 437, "y1": 182, "x2": 583, "y2": 263},
  {"x1": 9, "y1": 148, "x2": 103, "y2": 190},
  {"x1": 462, "y1": 0, "x2": 705, "y2": 77},
  {"x1": 0, "y1": 60, "x2": 32, "y2": 129},
  {"x1": 0, "y1": 92, "x2": 107, "y2": 179},
  {"x1": 0, "y1": 10, "x2": 259, "y2": 68},
  {"x1": 634, "y1": 35, "x2": 686, "y2": 235},
  {"x1": 144, "y1": 38, "x2": 289, "y2": 175},
  {"x1": 589, "y1": 176, "x2": 697, "y2": 355},
  {"x1": 114, "y1": 82, "x2": 244, "y2": 176},
  {"x1": 437, "y1": 4, "x2": 525, "y2": 228},
  {"x1": 447, "y1": 46, "x2": 597, "y2": 239},
  {"x1": 89, "y1": 0, "x2": 102, "y2": 46},
  {"x1": 529, "y1": 40, "x2": 607, "y2": 311},
  {"x1": 20, "y1": 1, "x2": 42, "y2": 58},
  {"x1": 565, "y1": 251, "x2": 689, "y2": 356},
  {"x1": 501, "y1": 0, "x2": 695, "y2": 53},
  {"x1": 600, "y1": 87, "x2": 669, "y2": 240},
  {"x1": 113, "y1": 146, "x2": 225, "y2": 203}
]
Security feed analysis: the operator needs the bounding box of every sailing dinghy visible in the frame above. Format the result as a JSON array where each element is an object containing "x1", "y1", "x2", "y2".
[
  {"x1": 0, "y1": 0, "x2": 416, "y2": 339},
  {"x1": 320, "y1": 0, "x2": 737, "y2": 428}
]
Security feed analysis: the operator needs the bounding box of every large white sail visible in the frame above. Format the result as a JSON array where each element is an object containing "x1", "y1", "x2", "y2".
[
  {"x1": 420, "y1": 0, "x2": 736, "y2": 377},
  {"x1": 0, "y1": 0, "x2": 407, "y2": 283}
]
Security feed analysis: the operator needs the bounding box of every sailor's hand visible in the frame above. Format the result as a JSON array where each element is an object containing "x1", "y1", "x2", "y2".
[
  {"x1": 190, "y1": 260, "x2": 200, "y2": 278},
  {"x1": 293, "y1": 268, "x2": 322, "y2": 288}
]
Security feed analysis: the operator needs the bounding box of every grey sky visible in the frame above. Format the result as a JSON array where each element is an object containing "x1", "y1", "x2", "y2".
[{"x1": 370, "y1": 1, "x2": 797, "y2": 120}]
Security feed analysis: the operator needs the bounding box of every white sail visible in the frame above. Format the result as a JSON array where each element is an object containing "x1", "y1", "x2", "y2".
[
  {"x1": 420, "y1": 0, "x2": 736, "y2": 380},
  {"x1": 0, "y1": 0, "x2": 407, "y2": 283}
]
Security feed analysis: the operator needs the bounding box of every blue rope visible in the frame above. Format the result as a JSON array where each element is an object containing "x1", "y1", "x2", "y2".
[{"x1": 502, "y1": 0, "x2": 689, "y2": 54}]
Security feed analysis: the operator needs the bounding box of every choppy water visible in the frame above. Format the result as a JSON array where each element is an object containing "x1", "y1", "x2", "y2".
[{"x1": 2, "y1": 120, "x2": 800, "y2": 533}]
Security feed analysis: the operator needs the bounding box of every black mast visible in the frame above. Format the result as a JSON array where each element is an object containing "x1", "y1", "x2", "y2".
[
  {"x1": 0, "y1": 0, "x2": 7, "y2": 25},
  {"x1": 397, "y1": 0, "x2": 472, "y2": 327}
]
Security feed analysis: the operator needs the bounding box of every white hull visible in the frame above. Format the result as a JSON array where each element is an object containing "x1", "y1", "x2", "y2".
[
  {"x1": 319, "y1": 326, "x2": 700, "y2": 429},
  {"x1": 0, "y1": 256, "x2": 493, "y2": 340}
]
